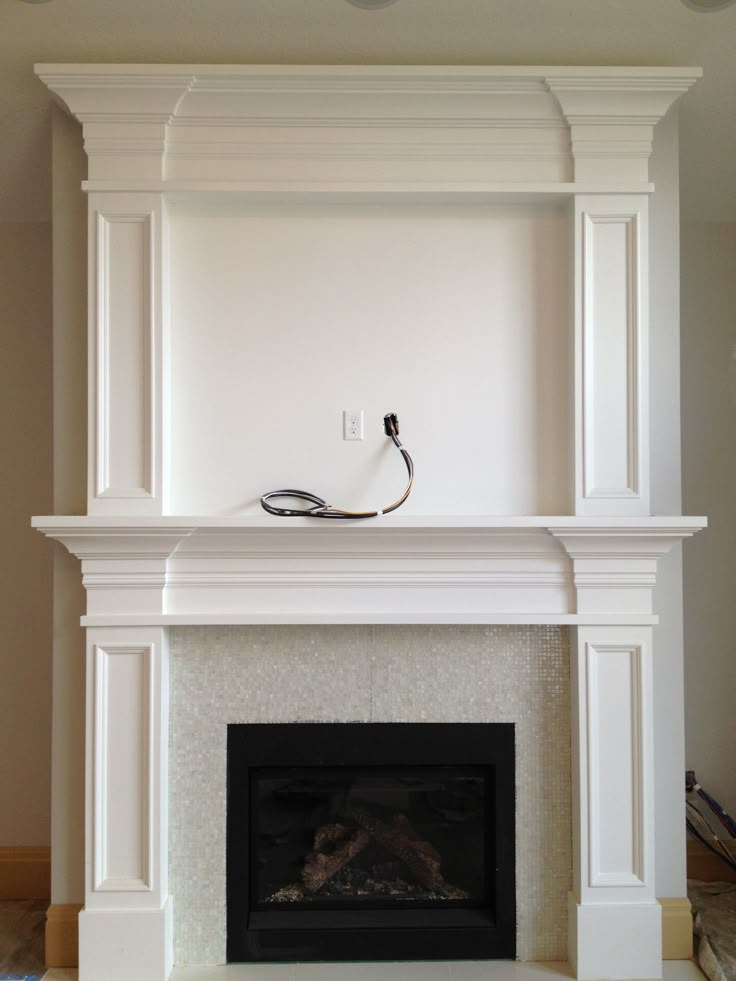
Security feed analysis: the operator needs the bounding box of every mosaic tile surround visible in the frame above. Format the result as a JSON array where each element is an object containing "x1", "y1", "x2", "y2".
[{"x1": 169, "y1": 625, "x2": 571, "y2": 966}]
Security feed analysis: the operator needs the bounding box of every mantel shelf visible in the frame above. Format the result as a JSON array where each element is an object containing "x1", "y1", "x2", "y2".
[
  {"x1": 32, "y1": 513, "x2": 707, "y2": 532},
  {"x1": 81, "y1": 180, "x2": 657, "y2": 198}
]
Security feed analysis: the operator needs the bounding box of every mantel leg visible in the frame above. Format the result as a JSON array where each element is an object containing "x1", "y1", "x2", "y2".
[
  {"x1": 569, "y1": 626, "x2": 662, "y2": 979},
  {"x1": 78, "y1": 626, "x2": 172, "y2": 981}
]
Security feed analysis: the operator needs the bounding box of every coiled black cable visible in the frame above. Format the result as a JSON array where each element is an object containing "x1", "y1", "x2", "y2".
[{"x1": 260, "y1": 412, "x2": 413, "y2": 519}]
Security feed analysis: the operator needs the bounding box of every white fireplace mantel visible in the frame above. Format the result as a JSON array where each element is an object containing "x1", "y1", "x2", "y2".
[
  {"x1": 33, "y1": 514, "x2": 704, "y2": 626},
  {"x1": 35, "y1": 64, "x2": 705, "y2": 981}
]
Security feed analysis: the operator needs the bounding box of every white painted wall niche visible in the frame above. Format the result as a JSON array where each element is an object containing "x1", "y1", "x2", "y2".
[{"x1": 168, "y1": 199, "x2": 570, "y2": 516}]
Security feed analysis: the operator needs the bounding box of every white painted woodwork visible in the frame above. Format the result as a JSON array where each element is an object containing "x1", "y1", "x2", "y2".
[
  {"x1": 574, "y1": 196, "x2": 649, "y2": 514},
  {"x1": 89, "y1": 193, "x2": 168, "y2": 514},
  {"x1": 568, "y1": 626, "x2": 659, "y2": 978},
  {"x1": 35, "y1": 64, "x2": 701, "y2": 195},
  {"x1": 572, "y1": 628, "x2": 654, "y2": 899},
  {"x1": 545, "y1": 72, "x2": 699, "y2": 185},
  {"x1": 34, "y1": 515, "x2": 704, "y2": 627},
  {"x1": 93, "y1": 644, "x2": 152, "y2": 891},
  {"x1": 568, "y1": 897, "x2": 662, "y2": 981},
  {"x1": 80, "y1": 631, "x2": 172, "y2": 981},
  {"x1": 85, "y1": 628, "x2": 169, "y2": 909},
  {"x1": 587, "y1": 642, "x2": 645, "y2": 888},
  {"x1": 35, "y1": 64, "x2": 699, "y2": 519},
  {"x1": 33, "y1": 64, "x2": 704, "y2": 981},
  {"x1": 549, "y1": 526, "x2": 680, "y2": 617},
  {"x1": 78, "y1": 902, "x2": 173, "y2": 981}
]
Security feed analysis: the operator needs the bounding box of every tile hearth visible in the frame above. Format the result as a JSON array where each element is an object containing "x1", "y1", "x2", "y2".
[{"x1": 42, "y1": 961, "x2": 706, "y2": 980}]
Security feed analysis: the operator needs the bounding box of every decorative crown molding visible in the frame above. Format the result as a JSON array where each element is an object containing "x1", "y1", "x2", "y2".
[{"x1": 35, "y1": 64, "x2": 701, "y2": 190}]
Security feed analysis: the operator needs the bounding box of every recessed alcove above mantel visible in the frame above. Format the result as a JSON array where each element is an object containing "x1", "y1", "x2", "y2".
[
  {"x1": 35, "y1": 62, "x2": 703, "y2": 522},
  {"x1": 34, "y1": 63, "x2": 706, "y2": 981}
]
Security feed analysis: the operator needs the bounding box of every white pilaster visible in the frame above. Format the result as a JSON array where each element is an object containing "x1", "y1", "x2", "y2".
[
  {"x1": 573, "y1": 195, "x2": 649, "y2": 515},
  {"x1": 569, "y1": 625, "x2": 660, "y2": 979},
  {"x1": 88, "y1": 192, "x2": 168, "y2": 515},
  {"x1": 80, "y1": 626, "x2": 172, "y2": 981}
]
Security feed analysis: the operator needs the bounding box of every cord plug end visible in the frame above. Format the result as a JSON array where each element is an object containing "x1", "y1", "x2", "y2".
[{"x1": 383, "y1": 412, "x2": 399, "y2": 437}]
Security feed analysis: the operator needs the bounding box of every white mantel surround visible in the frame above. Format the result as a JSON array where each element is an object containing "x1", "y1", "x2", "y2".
[{"x1": 33, "y1": 64, "x2": 706, "y2": 981}]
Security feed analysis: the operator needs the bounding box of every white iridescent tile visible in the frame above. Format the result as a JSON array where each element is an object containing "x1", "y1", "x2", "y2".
[{"x1": 169, "y1": 625, "x2": 571, "y2": 966}]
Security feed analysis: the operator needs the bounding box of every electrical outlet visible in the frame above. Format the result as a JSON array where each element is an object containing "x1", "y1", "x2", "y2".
[{"x1": 343, "y1": 409, "x2": 364, "y2": 441}]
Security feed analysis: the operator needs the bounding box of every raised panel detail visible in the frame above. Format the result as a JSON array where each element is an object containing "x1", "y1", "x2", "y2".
[
  {"x1": 92, "y1": 207, "x2": 155, "y2": 504},
  {"x1": 92, "y1": 644, "x2": 153, "y2": 892},
  {"x1": 575, "y1": 196, "x2": 649, "y2": 516},
  {"x1": 586, "y1": 642, "x2": 645, "y2": 888}
]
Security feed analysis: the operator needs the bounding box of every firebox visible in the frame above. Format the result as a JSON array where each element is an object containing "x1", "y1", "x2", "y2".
[{"x1": 226, "y1": 722, "x2": 515, "y2": 962}]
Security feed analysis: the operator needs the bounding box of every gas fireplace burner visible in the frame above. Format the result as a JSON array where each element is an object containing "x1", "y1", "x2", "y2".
[{"x1": 226, "y1": 722, "x2": 515, "y2": 963}]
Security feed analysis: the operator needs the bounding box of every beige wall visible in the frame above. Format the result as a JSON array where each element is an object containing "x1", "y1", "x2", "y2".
[
  {"x1": 649, "y1": 110, "x2": 688, "y2": 898},
  {"x1": 49, "y1": 107, "x2": 87, "y2": 904},
  {"x1": 0, "y1": 221, "x2": 53, "y2": 845},
  {"x1": 682, "y1": 220, "x2": 736, "y2": 818}
]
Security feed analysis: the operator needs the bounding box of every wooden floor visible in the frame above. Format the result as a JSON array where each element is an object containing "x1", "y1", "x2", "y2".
[{"x1": 0, "y1": 899, "x2": 46, "y2": 976}]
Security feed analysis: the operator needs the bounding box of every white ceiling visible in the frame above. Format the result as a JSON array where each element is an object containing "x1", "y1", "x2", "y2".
[{"x1": 3, "y1": 0, "x2": 735, "y2": 223}]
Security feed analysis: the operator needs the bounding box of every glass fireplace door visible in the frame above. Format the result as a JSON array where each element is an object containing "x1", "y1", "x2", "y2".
[
  {"x1": 252, "y1": 765, "x2": 490, "y2": 909},
  {"x1": 227, "y1": 722, "x2": 515, "y2": 962}
]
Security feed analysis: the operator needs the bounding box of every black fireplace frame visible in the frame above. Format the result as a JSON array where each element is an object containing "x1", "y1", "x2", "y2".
[{"x1": 226, "y1": 722, "x2": 515, "y2": 963}]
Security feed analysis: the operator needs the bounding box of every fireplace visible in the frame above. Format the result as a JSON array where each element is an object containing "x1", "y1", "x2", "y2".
[
  {"x1": 33, "y1": 63, "x2": 706, "y2": 981},
  {"x1": 168, "y1": 624, "x2": 570, "y2": 968},
  {"x1": 226, "y1": 723, "x2": 515, "y2": 962}
]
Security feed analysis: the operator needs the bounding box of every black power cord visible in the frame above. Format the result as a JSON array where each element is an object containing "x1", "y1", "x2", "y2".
[{"x1": 260, "y1": 412, "x2": 414, "y2": 519}]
